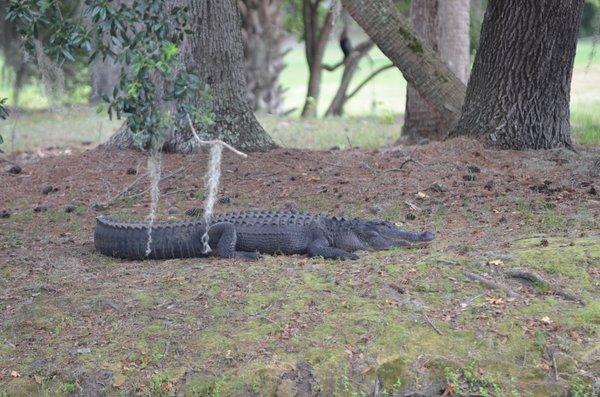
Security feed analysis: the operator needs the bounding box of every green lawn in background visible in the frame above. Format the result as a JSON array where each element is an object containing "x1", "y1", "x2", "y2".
[{"x1": 0, "y1": 40, "x2": 598, "y2": 152}]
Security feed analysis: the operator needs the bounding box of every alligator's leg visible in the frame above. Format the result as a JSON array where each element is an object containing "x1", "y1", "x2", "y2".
[
  {"x1": 308, "y1": 238, "x2": 359, "y2": 260},
  {"x1": 208, "y1": 222, "x2": 260, "y2": 260}
]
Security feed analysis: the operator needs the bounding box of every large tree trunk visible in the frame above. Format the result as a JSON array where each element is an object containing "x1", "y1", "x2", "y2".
[
  {"x1": 239, "y1": 0, "x2": 286, "y2": 115},
  {"x1": 400, "y1": 0, "x2": 470, "y2": 144},
  {"x1": 106, "y1": 0, "x2": 275, "y2": 152},
  {"x1": 450, "y1": 0, "x2": 584, "y2": 150},
  {"x1": 341, "y1": 0, "x2": 466, "y2": 128}
]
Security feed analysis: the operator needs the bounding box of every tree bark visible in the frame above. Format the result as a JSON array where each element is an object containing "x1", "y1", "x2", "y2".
[
  {"x1": 400, "y1": 0, "x2": 470, "y2": 144},
  {"x1": 341, "y1": 0, "x2": 466, "y2": 128},
  {"x1": 239, "y1": 0, "x2": 286, "y2": 115},
  {"x1": 450, "y1": 0, "x2": 584, "y2": 150},
  {"x1": 106, "y1": 0, "x2": 275, "y2": 152},
  {"x1": 301, "y1": 1, "x2": 334, "y2": 117}
]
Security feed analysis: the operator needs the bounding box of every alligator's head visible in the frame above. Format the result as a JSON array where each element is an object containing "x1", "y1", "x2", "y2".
[{"x1": 348, "y1": 219, "x2": 435, "y2": 251}]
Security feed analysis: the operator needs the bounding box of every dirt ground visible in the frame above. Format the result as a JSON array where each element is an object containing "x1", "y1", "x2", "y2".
[{"x1": 1, "y1": 138, "x2": 599, "y2": 396}]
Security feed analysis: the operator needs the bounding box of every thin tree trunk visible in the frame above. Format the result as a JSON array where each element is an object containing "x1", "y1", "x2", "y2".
[
  {"x1": 239, "y1": 0, "x2": 286, "y2": 115},
  {"x1": 341, "y1": 0, "x2": 466, "y2": 128},
  {"x1": 324, "y1": 40, "x2": 374, "y2": 116},
  {"x1": 106, "y1": 0, "x2": 275, "y2": 152},
  {"x1": 301, "y1": 1, "x2": 334, "y2": 117},
  {"x1": 450, "y1": 0, "x2": 584, "y2": 150},
  {"x1": 400, "y1": 0, "x2": 470, "y2": 144},
  {"x1": 400, "y1": 0, "x2": 442, "y2": 144},
  {"x1": 437, "y1": 1, "x2": 470, "y2": 84}
]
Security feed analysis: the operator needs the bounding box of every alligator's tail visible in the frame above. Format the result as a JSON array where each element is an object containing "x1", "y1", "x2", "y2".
[{"x1": 94, "y1": 216, "x2": 206, "y2": 260}]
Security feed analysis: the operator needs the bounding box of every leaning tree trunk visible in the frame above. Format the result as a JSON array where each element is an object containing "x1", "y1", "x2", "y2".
[
  {"x1": 341, "y1": 0, "x2": 466, "y2": 128},
  {"x1": 450, "y1": 0, "x2": 584, "y2": 149},
  {"x1": 239, "y1": 0, "x2": 286, "y2": 115},
  {"x1": 400, "y1": 0, "x2": 470, "y2": 144},
  {"x1": 106, "y1": 0, "x2": 275, "y2": 152}
]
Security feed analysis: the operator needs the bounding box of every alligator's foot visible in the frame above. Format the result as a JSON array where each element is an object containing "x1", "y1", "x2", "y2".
[{"x1": 234, "y1": 251, "x2": 261, "y2": 260}]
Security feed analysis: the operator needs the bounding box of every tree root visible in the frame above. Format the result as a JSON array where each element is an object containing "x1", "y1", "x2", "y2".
[
  {"x1": 462, "y1": 271, "x2": 519, "y2": 298},
  {"x1": 505, "y1": 268, "x2": 583, "y2": 304},
  {"x1": 505, "y1": 268, "x2": 548, "y2": 286}
]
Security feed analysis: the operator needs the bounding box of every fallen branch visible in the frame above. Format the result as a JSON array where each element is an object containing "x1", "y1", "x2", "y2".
[
  {"x1": 423, "y1": 313, "x2": 443, "y2": 335},
  {"x1": 124, "y1": 168, "x2": 186, "y2": 200},
  {"x1": 384, "y1": 158, "x2": 425, "y2": 172},
  {"x1": 463, "y1": 271, "x2": 519, "y2": 298},
  {"x1": 95, "y1": 166, "x2": 188, "y2": 209}
]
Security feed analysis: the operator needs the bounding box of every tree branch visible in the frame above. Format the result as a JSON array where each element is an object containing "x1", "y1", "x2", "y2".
[
  {"x1": 316, "y1": 9, "x2": 334, "y2": 55},
  {"x1": 186, "y1": 114, "x2": 247, "y2": 158},
  {"x1": 346, "y1": 63, "x2": 395, "y2": 100},
  {"x1": 354, "y1": 40, "x2": 374, "y2": 53},
  {"x1": 322, "y1": 60, "x2": 345, "y2": 71}
]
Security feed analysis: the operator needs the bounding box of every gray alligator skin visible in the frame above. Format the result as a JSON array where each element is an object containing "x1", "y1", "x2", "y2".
[{"x1": 95, "y1": 210, "x2": 434, "y2": 260}]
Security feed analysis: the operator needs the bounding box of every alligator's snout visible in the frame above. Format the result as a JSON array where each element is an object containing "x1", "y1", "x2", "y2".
[{"x1": 419, "y1": 231, "x2": 435, "y2": 241}]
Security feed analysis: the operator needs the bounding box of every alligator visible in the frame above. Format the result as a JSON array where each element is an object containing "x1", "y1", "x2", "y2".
[{"x1": 94, "y1": 210, "x2": 435, "y2": 261}]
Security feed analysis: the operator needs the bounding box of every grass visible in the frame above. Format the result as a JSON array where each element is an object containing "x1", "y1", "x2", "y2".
[
  {"x1": 571, "y1": 101, "x2": 600, "y2": 145},
  {"x1": 1, "y1": 40, "x2": 598, "y2": 153}
]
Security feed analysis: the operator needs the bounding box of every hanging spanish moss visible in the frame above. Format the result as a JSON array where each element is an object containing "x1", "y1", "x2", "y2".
[
  {"x1": 145, "y1": 149, "x2": 162, "y2": 257},
  {"x1": 201, "y1": 144, "x2": 224, "y2": 253},
  {"x1": 33, "y1": 39, "x2": 65, "y2": 103}
]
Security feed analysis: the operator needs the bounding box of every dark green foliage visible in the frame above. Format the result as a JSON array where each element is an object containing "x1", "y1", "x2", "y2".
[
  {"x1": 0, "y1": 98, "x2": 8, "y2": 120},
  {"x1": 394, "y1": 0, "x2": 412, "y2": 16},
  {"x1": 6, "y1": 1, "x2": 91, "y2": 64},
  {"x1": 5, "y1": 0, "x2": 212, "y2": 152},
  {"x1": 0, "y1": 97, "x2": 7, "y2": 144},
  {"x1": 84, "y1": 0, "x2": 213, "y2": 150},
  {"x1": 581, "y1": 1, "x2": 599, "y2": 37}
]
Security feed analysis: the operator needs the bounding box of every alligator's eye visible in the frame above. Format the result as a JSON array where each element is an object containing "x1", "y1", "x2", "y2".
[{"x1": 366, "y1": 230, "x2": 379, "y2": 238}]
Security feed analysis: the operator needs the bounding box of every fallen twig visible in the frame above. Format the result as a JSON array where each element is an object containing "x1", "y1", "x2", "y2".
[
  {"x1": 463, "y1": 271, "x2": 519, "y2": 298},
  {"x1": 423, "y1": 313, "x2": 443, "y2": 335},
  {"x1": 384, "y1": 158, "x2": 425, "y2": 172},
  {"x1": 550, "y1": 348, "x2": 559, "y2": 381},
  {"x1": 96, "y1": 166, "x2": 188, "y2": 209},
  {"x1": 123, "y1": 167, "x2": 187, "y2": 200}
]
